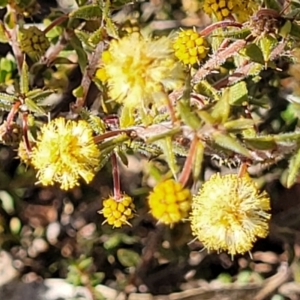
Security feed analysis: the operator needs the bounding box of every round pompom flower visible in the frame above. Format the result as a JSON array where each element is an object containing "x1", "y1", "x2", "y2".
[
  {"x1": 173, "y1": 29, "x2": 209, "y2": 65},
  {"x1": 96, "y1": 32, "x2": 185, "y2": 110},
  {"x1": 190, "y1": 173, "x2": 271, "y2": 256},
  {"x1": 100, "y1": 194, "x2": 135, "y2": 228},
  {"x1": 203, "y1": 0, "x2": 236, "y2": 21},
  {"x1": 148, "y1": 179, "x2": 192, "y2": 226},
  {"x1": 31, "y1": 118, "x2": 100, "y2": 190}
]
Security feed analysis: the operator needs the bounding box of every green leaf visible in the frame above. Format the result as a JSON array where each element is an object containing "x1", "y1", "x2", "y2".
[
  {"x1": 70, "y1": 35, "x2": 88, "y2": 73},
  {"x1": 0, "y1": 21, "x2": 8, "y2": 43},
  {"x1": 213, "y1": 132, "x2": 251, "y2": 158},
  {"x1": 20, "y1": 61, "x2": 29, "y2": 94},
  {"x1": 78, "y1": 257, "x2": 93, "y2": 270},
  {"x1": 116, "y1": 150, "x2": 128, "y2": 167},
  {"x1": 89, "y1": 27, "x2": 104, "y2": 45},
  {"x1": 177, "y1": 99, "x2": 202, "y2": 130},
  {"x1": 117, "y1": 249, "x2": 141, "y2": 268},
  {"x1": 279, "y1": 20, "x2": 292, "y2": 38},
  {"x1": 0, "y1": 101, "x2": 12, "y2": 111},
  {"x1": 228, "y1": 81, "x2": 248, "y2": 106},
  {"x1": 24, "y1": 98, "x2": 46, "y2": 115},
  {"x1": 287, "y1": 147, "x2": 300, "y2": 188},
  {"x1": 259, "y1": 35, "x2": 278, "y2": 64},
  {"x1": 26, "y1": 89, "x2": 55, "y2": 102},
  {"x1": 243, "y1": 136, "x2": 276, "y2": 150},
  {"x1": 240, "y1": 43, "x2": 264, "y2": 65},
  {"x1": 195, "y1": 80, "x2": 219, "y2": 100},
  {"x1": 290, "y1": 22, "x2": 300, "y2": 39},
  {"x1": 0, "y1": 92, "x2": 16, "y2": 102},
  {"x1": 211, "y1": 88, "x2": 231, "y2": 123},
  {"x1": 69, "y1": 4, "x2": 102, "y2": 20},
  {"x1": 155, "y1": 137, "x2": 179, "y2": 178},
  {"x1": 264, "y1": 0, "x2": 281, "y2": 10},
  {"x1": 224, "y1": 118, "x2": 255, "y2": 131}
]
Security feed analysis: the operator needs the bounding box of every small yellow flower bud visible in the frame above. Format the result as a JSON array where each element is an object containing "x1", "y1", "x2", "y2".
[
  {"x1": 173, "y1": 28, "x2": 209, "y2": 66},
  {"x1": 100, "y1": 194, "x2": 135, "y2": 228},
  {"x1": 148, "y1": 179, "x2": 191, "y2": 226}
]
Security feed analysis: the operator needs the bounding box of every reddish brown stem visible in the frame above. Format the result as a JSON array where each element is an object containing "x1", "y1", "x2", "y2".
[
  {"x1": 93, "y1": 129, "x2": 134, "y2": 144},
  {"x1": 43, "y1": 14, "x2": 69, "y2": 34},
  {"x1": 75, "y1": 41, "x2": 105, "y2": 109},
  {"x1": 111, "y1": 152, "x2": 121, "y2": 200},
  {"x1": 178, "y1": 136, "x2": 199, "y2": 187},
  {"x1": 22, "y1": 113, "x2": 31, "y2": 153},
  {"x1": 238, "y1": 163, "x2": 248, "y2": 178},
  {"x1": 200, "y1": 20, "x2": 243, "y2": 37},
  {"x1": 6, "y1": 101, "x2": 21, "y2": 127}
]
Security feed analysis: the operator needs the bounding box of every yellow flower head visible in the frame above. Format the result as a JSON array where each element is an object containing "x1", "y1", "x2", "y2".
[
  {"x1": 100, "y1": 194, "x2": 135, "y2": 228},
  {"x1": 31, "y1": 118, "x2": 100, "y2": 190},
  {"x1": 96, "y1": 32, "x2": 185, "y2": 110},
  {"x1": 173, "y1": 28, "x2": 209, "y2": 65},
  {"x1": 203, "y1": 0, "x2": 236, "y2": 21},
  {"x1": 190, "y1": 173, "x2": 271, "y2": 256},
  {"x1": 148, "y1": 179, "x2": 192, "y2": 226},
  {"x1": 202, "y1": 0, "x2": 257, "y2": 22}
]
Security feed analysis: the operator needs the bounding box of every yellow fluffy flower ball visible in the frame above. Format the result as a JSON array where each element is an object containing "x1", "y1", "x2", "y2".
[
  {"x1": 31, "y1": 118, "x2": 100, "y2": 190},
  {"x1": 148, "y1": 179, "x2": 192, "y2": 226},
  {"x1": 96, "y1": 32, "x2": 185, "y2": 110},
  {"x1": 190, "y1": 173, "x2": 271, "y2": 256},
  {"x1": 173, "y1": 28, "x2": 209, "y2": 65},
  {"x1": 100, "y1": 195, "x2": 135, "y2": 228}
]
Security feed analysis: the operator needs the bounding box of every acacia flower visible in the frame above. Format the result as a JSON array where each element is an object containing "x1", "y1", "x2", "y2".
[
  {"x1": 203, "y1": 0, "x2": 236, "y2": 21},
  {"x1": 173, "y1": 28, "x2": 209, "y2": 65},
  {"x1": 148, "y1": 179, "x2": 191, "y2": 226},
  {"x1": 99, "y1": 194, "x2": 135, "y2": 228},
  {"x1": 96, "y1": 32, "x2": 185, "y2": 110},
  {"x1": 31, "y1": 118, "x2": 100, "y2": 190},
  {"x1": 190, "y1": 173, "x2": 271, "y2": 255},
  {"x1": 202, "y1": 0, "x2": 257, "y2": 22}
]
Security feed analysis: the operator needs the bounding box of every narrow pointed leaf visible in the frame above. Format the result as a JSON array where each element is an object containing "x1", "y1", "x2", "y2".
[
  {"x1": 0, "y1": 92, "x2": 16, "y2": 102},
  {"x1": 177, "y1": 99, "x2": 202, "y2": 130},
  {"x1": 20, "y1": 61, "x2": 29, "y2": 94},
  {"x1": 116, "y1": 150, "x2": 128, "y2": 167},
  {"x1": 70, "y1": 36, "x2": 88, "y2": 73},
  {"x1": 69, "y1": 4, "x2": 102, "y2": 20},
  {"x1": 24, "y1": 98, "x2": 46, "y2": 115},
  {"x1": 213, "y1": 132, "x2": 251, "y2": 158},
  {"x1": 243, "y1": 136, "x2": 276, "y2": 150},
  {"x1": 155, "y1": 137, "x2": 179, "y2": 178},
  {"x1": 26, "y1": 89, "x2": 55, "y2": 102},
  {"x1": 224, "y1": 118, "x2": 255, "y2": 131}
]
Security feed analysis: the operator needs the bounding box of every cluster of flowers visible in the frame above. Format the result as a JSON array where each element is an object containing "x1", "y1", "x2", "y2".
[
  {"x1": 22, "y1": 115, "x2": 270, "y2": 256},
  {"x1": 16, "y1": 0, "x2": 271, "y2": 256}
]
